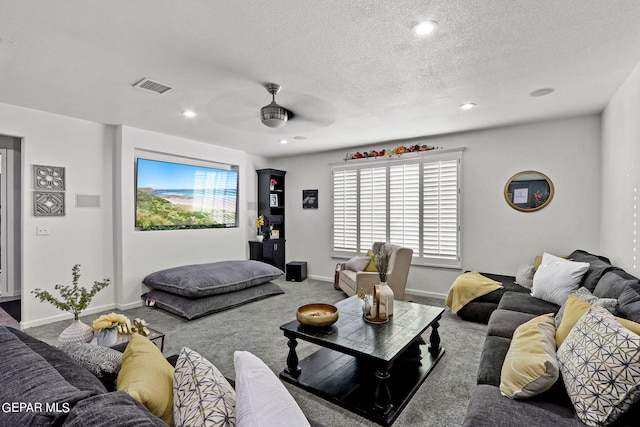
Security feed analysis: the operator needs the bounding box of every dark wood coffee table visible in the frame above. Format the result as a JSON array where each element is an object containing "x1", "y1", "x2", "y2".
[{"x1": 279, "y1": 296, "x2": 445, "y2": 426}]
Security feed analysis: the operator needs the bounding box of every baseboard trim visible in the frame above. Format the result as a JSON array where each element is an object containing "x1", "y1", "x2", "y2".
[
  {"x1": 117, "y1": 300, "x2": 143, "y2": 310},
  {"x1": 405, "y1": 288, "x2": 447, "y2": 300},
  {"x1": 308, "y1": 274, "x2": 333, "y2": 283},
  {"x1": 21, "y1": 303, "x2": 116, "y2": 329}
]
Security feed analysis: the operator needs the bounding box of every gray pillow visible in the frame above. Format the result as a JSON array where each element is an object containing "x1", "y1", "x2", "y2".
[
  {"x1": 514, "y1": 265, "x2": 535, "y2": 289},
  {"x1": 618, "y1": 283, "x2": 640, "y2": 323},
  {"x1": 555, "y1": 287, "x2": 618, "y2": 328},
  {"x1": 345, "y1": 256, "x2": 370, "y2": 272},
  {"x1": 142, "y1": 281, "x2": 284, "y2": 320},
  {"x1": 593, "y1": 269, "x2": 638, "y2": 299},
  {"x1": 57, "y1": 342, "x2": 122, "y2": 379},
  {"x1": 143, "y1": 260, "x2": 284, "y2": 297}
]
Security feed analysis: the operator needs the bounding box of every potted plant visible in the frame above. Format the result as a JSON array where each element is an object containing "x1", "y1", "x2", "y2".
[
  {"x1": 92, "y1": 312, "x2": 129, "y2": 346},
  {"x1": 32, "y1": 264, "x2": 110, "y2": 343}
]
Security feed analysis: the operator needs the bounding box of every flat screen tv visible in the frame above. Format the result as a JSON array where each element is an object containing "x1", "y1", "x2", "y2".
[{"x1": 135, "y1": 157, "x2": 238, "y2": 230}]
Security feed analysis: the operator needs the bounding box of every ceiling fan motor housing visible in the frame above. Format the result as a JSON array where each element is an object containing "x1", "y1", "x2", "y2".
[{"x1": 261, "y1": 83, "x2": 289, "y2": 128}]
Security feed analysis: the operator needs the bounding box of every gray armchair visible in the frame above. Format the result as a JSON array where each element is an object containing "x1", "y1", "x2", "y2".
[{"x1": 337, "y1": 242, "x2": 413, "y2": 301}]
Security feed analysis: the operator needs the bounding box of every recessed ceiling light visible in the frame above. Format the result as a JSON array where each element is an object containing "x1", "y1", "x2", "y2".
[
  {"x1": 530, "y1": 88, "x2": 555, "y2": 97},
  {"x1": 279, "y1": 139, "x2": 288, "y2": 144},
  {"x1": 182, "y1": 110, "x2": 197, "y2": 118},
  {"x1": 412, "y1": 21, "x2": 439, "y2": 37},
  {"x1": 458, "y1": 103, "x2": 476, "y2": 111}
]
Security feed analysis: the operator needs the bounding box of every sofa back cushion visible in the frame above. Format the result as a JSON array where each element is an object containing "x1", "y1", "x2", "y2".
[
  {"x1": 593, "y1": 269, "x2": 639, "y2": 300},
  {"x1": 618, "y1": 283, "x2": 640, "y2": 323},
  {"x1": 0, "y1": 327, "x2": 96, "y2": 426}
]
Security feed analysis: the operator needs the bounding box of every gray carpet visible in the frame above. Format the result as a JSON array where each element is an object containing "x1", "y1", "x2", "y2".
[{"x1": 25, "y1": 278, "x2": 487, "y2": 427}]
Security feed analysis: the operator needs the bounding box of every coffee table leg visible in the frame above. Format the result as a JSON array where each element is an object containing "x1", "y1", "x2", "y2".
[
  {"x1": 428, "y1": 319, "x2": 442, "y2": 358},
  {"x1": 285, "y1": 336, "x2": 302, "y2": 377},
  {"x1": 373, "y1": 368, "x2": 393, "y2": 416}
]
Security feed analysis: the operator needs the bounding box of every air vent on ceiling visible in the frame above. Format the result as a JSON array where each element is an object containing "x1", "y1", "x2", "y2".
[{"x1": 132, "y1": 78, "x2": 174, "y2": 94}]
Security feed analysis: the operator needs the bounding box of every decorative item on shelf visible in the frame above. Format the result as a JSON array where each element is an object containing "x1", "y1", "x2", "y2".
[
  {"x1": 92, "y1": 312, "x2": 130, "y2": 347},
  {"x1": 296, "y1": 303, "x2": 339, "y2": 327},
  {"x1": 255, "y1": 215, "x2": 265, "y2": 241},
  {"x1": 270, "y1": 178, "x2": 277, "y2": 191},
  {"x1": 374, "y1": 243, "x2": 395, "y2": 317},
  {"x1": 32, "y1": 264, "x2": 110, "y2": 343},
  {"x1": 344, "y1": 144, "x2": 439, "y2": 161}
]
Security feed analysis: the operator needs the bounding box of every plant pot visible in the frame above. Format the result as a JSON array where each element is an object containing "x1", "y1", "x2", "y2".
[
  {"x1": 58, "y1": 319, "x2": 94, "y2": 343},
  {"x1": 256, "y1": 235, "x2": 264, "y2": 242},
  {"x1": 96, "y1": 328, "x2": 118, "y2": 347}
]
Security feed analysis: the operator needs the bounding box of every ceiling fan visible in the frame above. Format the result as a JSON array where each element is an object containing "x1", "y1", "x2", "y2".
[
  {"x1": 260, "y1": 83, "x2": 289, "y2": 128},
  {"x1": 207, "y1": 83, "x2": 336, "y2": 134}
]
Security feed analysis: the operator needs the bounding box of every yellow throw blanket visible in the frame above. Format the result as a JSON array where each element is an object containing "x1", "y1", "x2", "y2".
[{"x1": 446, "y1": 272, "x2": 503, "y2": 314}]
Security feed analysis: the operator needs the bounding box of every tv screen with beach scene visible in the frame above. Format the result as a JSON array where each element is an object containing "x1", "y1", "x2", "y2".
[{"x1": 135, "y1": 157, "x2": 238, "y2": 230}]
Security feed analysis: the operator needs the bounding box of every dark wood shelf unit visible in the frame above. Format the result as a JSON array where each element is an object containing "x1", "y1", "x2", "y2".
[{"x1": 250, "y1": 168, "x2": 287, "y2": 271}]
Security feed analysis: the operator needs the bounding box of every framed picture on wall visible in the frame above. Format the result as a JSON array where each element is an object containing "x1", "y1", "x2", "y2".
[
  {"x1": 303, "y1": 189, "x2": 318, "y2": 209},
  {"x1": 270, "y1": 193, "x2": 278, "y2": 207}
]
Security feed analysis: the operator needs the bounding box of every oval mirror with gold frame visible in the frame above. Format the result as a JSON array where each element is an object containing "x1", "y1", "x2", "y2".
[{"x1": 504, "y1": 171, "x2": 554, "y2": 212}]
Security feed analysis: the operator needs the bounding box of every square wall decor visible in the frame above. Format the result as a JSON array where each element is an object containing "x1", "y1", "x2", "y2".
[
  {"x1": 33, "y1": 165, "x2": 65, "y2": 191},
  {"x1": 34, "y1": 192, "x2": 65, "y2": 216}
]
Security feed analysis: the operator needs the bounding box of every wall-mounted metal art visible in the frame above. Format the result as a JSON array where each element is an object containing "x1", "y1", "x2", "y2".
[
  {"x1": 33, "y1": 165, "x2": 65, "y2": 191},
  {"x1": 33, "y1": 164, "x2": 66, "y2": 216},
  {"x1": 34, "y1": 191, "x2": 65, "y2": 216}
]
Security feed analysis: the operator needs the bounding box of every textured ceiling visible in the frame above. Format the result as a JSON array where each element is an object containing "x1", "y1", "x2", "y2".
[{"x1": 1, "y1": 1, "x2": 639, "y2": 158}]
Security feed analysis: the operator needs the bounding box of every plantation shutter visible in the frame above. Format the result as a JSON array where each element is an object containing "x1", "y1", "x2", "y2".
[
  {"x1": 332, "y1": 148, "x2": 462, "y2": 267},
  {"x1": 423, "y1": 158, "x2": 459, "y2": 264},
  {"x1": 332, "y1": 169, "x2": 358, "y2": 252},
  {"x1": 389, "y1": 163, "x2": 420, "y2": 255},
  {"x1": 359, "y1": 167, "x2": 387, "y2": 251}
]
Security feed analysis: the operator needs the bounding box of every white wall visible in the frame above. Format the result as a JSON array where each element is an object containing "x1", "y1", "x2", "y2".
[
  {"x1": 601, "y1": 62, "x2": 640, "y2": 277},
  {"x1": 114, "y1": 126, "x2": 269, "y2": 308},
  {"x1": 275, "y1": 115, "x2": 602, "y2": 297},
  {"x1": 0, "y1": 103, "x2": 116, "y2": 327}
]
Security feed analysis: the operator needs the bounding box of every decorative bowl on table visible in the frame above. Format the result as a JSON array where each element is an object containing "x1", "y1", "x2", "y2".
[{"x1": 296, "y1": 303, "x2": 339, "y2": 327}]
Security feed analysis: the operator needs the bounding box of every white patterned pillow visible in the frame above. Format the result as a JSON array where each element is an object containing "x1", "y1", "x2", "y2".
[
  {"x1": 173, "y1": 347, "x2": 236, "y2": 427},
  {"x1": 557, "y1": 305, "x2": 640, "y2": 427}
]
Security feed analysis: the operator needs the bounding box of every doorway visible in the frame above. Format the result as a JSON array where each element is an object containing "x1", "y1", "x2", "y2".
[{"x1": 0, "y1": 135, "x2": 22, "y2": 326}]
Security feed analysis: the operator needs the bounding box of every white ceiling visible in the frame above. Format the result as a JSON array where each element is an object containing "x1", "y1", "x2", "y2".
[{"x1": 1, "y1": 1, "x2": 640, "y2": 158}]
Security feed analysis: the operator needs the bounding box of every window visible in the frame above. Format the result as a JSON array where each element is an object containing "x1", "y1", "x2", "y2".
[{"x1": 332, "y1": 149, "x2": 462, "y2": 268}]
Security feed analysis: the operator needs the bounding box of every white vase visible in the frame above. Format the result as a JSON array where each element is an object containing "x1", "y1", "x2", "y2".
[
  {"x1": 96, "y1": 328, "x2": 118, "y2": 347},
  {"x1": 256, "y1": 234, "x2": 264, "y2": 242},
  {"x1": 58, "y1": 319, "x2": 94, "y2": 343},
  {"x1": 378, "y1": 282, "x2": 395, "y2": 317}
]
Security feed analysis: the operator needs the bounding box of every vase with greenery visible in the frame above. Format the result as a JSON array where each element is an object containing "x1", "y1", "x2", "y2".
[{"x1": 32, "y1": 264, "x2": 110, "y2": 343}]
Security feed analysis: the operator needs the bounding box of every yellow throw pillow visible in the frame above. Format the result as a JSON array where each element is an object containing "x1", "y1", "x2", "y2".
[
  {"x1": 117, "y1": 333, "x2": 174, "y2": 426},
  {"x1": 556, "y1": 294, "x2": 640, "y2": 346},
  {"x1": 555, "y1": 295, "x2": 591, "y2": 347},
  {"x1": 365, "y1": 250, "x2": 378, "y2": 272},
  {"x1": 619, "y1": 317, "x2": 640, "y2": 335},
  {"x1": 500, "y1": 314, "x2": 559, "y2": 399}
]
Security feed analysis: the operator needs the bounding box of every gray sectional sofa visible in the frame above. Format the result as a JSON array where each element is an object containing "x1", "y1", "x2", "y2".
[
  {"x1": 0, "y1": 326, "x2": 166, "y2": 426},
  {"x1": 462, "y1": 250, "x2": 640, "y2": 426}
]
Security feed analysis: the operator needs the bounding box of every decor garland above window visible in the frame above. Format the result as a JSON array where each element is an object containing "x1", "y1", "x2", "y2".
[{"x1": 344, "y1": 144, "x2": 440, "y2": 161}]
